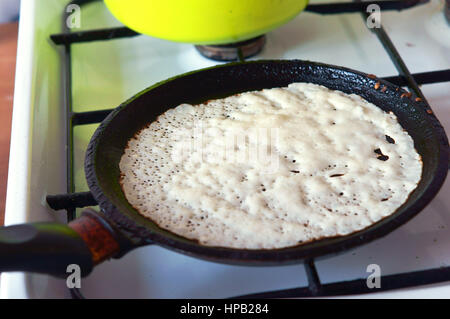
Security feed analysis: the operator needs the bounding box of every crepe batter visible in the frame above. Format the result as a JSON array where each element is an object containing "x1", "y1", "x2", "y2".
[{"x1": 119, "y1": 83, "x2": 422, "y2": 249}]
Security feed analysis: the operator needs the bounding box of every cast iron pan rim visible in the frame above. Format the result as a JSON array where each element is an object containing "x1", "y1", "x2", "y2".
[{"x1": 85, "y1": 59, "x2": 449, "y2": 265}]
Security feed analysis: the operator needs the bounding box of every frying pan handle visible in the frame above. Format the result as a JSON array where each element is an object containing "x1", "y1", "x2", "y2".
[
  {"x1": 0, "y1": 222, "x2": 93, "y2": 278},
  {"x1": 0, "y1": 209, "x2": 121, "y2": 278}
]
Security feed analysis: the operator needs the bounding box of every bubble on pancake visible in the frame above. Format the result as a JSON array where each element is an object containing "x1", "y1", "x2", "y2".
[{"x1": 119, "y1": 83, "x2": 422, "y2": 249}]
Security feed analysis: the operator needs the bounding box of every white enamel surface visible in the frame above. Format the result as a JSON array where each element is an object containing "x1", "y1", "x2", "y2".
[
  {"x1": 1, "y1": 0, "x2": 449, "y2": 298},
  {"x1": 1, "y1": 0, "x2": 69, "y2": 298}
]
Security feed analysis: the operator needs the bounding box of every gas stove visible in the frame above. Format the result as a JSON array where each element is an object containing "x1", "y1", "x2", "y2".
[{"x1": 1, "y1": 0, "x2": 449, "y2": 298}]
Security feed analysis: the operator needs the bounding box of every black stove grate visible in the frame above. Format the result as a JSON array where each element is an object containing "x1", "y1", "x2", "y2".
[{"x1": 48, "y1": 0, "x2": 450, "y2": 299}]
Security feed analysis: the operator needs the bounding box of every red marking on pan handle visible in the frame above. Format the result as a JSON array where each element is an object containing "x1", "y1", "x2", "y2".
[{"x1": 69, "y1": 209, "x2": 121, "y2": 265}]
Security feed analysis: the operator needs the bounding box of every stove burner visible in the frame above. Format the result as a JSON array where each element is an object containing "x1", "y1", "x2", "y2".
[{"x1": 195, "y1": 35, "x2": 266, "y2": 61}]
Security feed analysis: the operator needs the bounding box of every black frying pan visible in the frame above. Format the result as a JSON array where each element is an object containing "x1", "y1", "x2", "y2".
[{"x1": 0, "y1": 60, "x2": 448, "y2": 278}]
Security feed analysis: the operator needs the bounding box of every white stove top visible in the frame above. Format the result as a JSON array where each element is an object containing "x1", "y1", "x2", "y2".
[{"x1": 1, "y1": 0, "x2": 449, "y2": 298}]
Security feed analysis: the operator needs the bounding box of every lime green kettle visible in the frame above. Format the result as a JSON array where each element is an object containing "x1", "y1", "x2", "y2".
[{"x1": 104, "y1": 0, "x2": 309, "y2": 45}]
